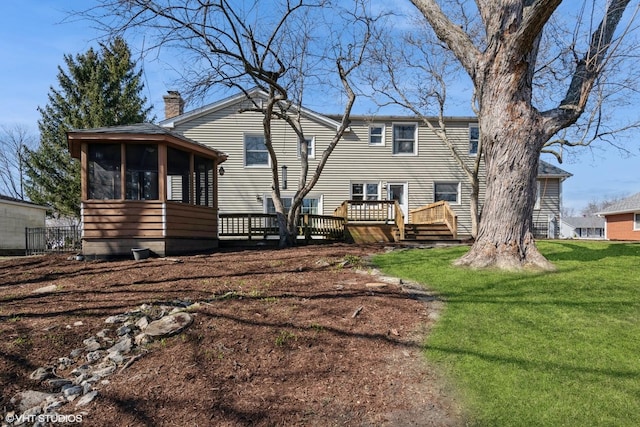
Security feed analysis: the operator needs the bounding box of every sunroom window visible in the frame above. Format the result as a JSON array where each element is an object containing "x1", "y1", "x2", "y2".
[
  {"x1": 125, "y1": 144, "x2": 158, "y2": 200},
  {"x1": 88, "y1": 144, "x2": 121, "y2": 200}
]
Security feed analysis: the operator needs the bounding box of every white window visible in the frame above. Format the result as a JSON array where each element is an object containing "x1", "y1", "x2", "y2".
[
  {"x1": 634, "y1": 213, "x2": 640, "y2": 230},
  {"x1": 434, "y1": 182, "x2": 460, "y2": 204},
  {"x1": 244, "y1": 134, "x2": 269, "y2": 167},
  {"x1": 369, "y1": 125, "x2": 384, "y2": 145},
  {"x1": 352, "y1": 182, "x2": 380, "y2": 201},
  {"x1": 535, "y1": 181, "x2": 541, "y2": 210},
  {"x1": 266, "y1": 196, "x2": 320, "y2": 215},
  {"x1": 392, "y1": 123, "x2": 417, "y2": 155},
  {"x1": 469, "y1": 125, "x2": 479, "y2": 155},
  {"x1": 298, "y1": 137, "x2": 315, "y2": 159}
]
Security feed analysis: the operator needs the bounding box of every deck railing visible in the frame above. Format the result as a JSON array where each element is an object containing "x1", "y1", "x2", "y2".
[
  {"x1": 333, "y1": 200, "x2": 405, "y2": 240},
  {"x1": 333, "y1": 200, "x2": 399, "y2": 222},
  {"x1": 410, "y1": 201, "x2": 457, "y2": 239},
  {"x1": 218, "y1": 213, "x2": 345, "y2": 240}
]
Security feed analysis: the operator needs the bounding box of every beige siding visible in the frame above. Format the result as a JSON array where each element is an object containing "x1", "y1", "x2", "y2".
[
  {"x1": 0, "y1": 200, "x2": 47, "y2": 251},
  {"x1": 535, "y1": 178, "x2": 561, "y2": 238},
  {"x1": 173, "y1": 104, "x2": 487, "y2": 237}
]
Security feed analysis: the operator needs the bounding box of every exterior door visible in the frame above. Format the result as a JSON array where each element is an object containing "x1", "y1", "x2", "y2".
[{"x1": 387, "y1": 183, "x2": 408, "y2": 224}]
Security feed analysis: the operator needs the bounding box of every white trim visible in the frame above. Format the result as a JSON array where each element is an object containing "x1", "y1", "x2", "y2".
[
  {"x1": 469, "y1": 124, "x2": 479, "y2": 156},
  {"x1": 434, "y1": 181, "x2": 461, "y2": 205},
  {"x1": 350, "y1": 181, "x2": 381, "y2": 200},
  {"x1": 160, "y1": 87, "x2": 345, "y2": 131},
  {"x1": 243, "y1": 133, "x2": 271, "y2": 168},
  {"x1": 369, "y1": 124, "x2": 385, "y2": 146},
  {"x1": 162, "y1": 202, "x2": 167, "y2": 237},
  {"x1": 391, "y1": 122, "x2": 418, "y2": 156},
  {"x1": 387, "y1": 182, "x2": 409, "y2": 224},
  {"x1": 297, "y1": 136, "x2": 316, "y2": 159}
]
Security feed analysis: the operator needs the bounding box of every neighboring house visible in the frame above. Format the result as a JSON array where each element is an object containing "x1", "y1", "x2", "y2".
[
  {"x1": 0, "y1": 195, "x2": 48, "y2": 255},
  {"x1": 560, "y1": 216, "x2": 605, "y2": 239},
  {"x1": 159, "y1": 89, "x2": 572, "y2": 239},
  {"x1": 596, "y1": 192, "x2": 640, "y2": 241}
]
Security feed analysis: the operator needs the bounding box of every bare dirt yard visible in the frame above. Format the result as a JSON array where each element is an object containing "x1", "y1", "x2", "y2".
[{"x1": 0, "y1": 243, "x2": 462, "y2": 426}]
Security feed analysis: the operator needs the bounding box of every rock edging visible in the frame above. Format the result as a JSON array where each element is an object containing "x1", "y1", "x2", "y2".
[{"x1": 4, "y1": 302, "x2": 196, "y2": 427}]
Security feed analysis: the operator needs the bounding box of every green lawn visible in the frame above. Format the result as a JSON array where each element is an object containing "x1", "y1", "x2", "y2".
[{"x1": 372, "y1": 241, "x2": 640, "y2": 426}]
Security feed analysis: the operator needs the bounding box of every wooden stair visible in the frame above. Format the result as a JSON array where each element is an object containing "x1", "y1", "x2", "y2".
[{"x1": 396, "y1": 223, "x2": 457, "y2": 242}]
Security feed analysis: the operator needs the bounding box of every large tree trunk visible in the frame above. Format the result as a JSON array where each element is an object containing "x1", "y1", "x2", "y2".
[
  {"x1": 455, "y1": 38, "x2": 555, "y2": 271},
  {"x1": 455, "y1": 99, "x2": 554, "y2": 271}
]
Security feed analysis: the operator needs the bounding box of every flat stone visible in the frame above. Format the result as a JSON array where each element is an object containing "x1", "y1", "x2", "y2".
[
  {"x1": 46, "y1": 378, "x2": 73, "y2": 389},
  {"x1": 29, "y1": 367, "x2": 53, "y2": 381},
  {"x1": 143, "y1": 312, "x2": 193, "y2": 339},
  {"x1": 11, "y1": 390, "x2": 55, "y2": 412},
  {"x1": 92, "y1": 364, "x2": 116, "y2": 378},
  {"x1": 31, "y1": 284, "x2": 58, "y2": 294},
  {"x1": 134, "y1": 333, "x2": 151, "y2": 346},
  {"x1": 135, "y1": 316, "x2": 149, "y2": 330},
  {"x1": 76, "y1": 390, "x2": 98, "y2": 407},
  {"x1": 83, "y1": 337, "x2": 101, "y2": 351},
  {"x1": 107, "y1": 337, "x2": 132, "y2": 355},
  {"x1": 116, "y1": 324, "x2": 132, "y2": 336},
  {"x1": 86, "y1": 350, "x2": 103, "y2": 363},
  {"x1": 105, "y1": 314, "x2": 130, "y2": 324},
  {"x1": 62, "y1": 384, "x2": 83, "y2": 399},
  {"x1": 365, "y1": 282, "x2": 389, "y2": 289}
]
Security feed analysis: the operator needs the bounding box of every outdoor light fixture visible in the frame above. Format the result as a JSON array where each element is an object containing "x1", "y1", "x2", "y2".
[
  {"x1": 218, "y1": 166, "x2": 225, "y2": 176},
  {"x1": 281, "y1": 165, "x2": 288, "y2": 190}
]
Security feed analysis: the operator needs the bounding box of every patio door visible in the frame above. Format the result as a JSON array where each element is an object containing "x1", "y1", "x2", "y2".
[{"x1": 387, "y1": 183, "x2": 408, "y2": 224}]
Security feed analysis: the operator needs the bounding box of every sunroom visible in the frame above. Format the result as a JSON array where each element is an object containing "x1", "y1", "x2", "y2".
[{"x1": 67, "y1": 123, "x2": 227, "y2": 257}]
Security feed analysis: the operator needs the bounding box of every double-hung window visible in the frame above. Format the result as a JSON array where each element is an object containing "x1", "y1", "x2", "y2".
[
  {"x1": 352, "y1": 182, "x2": 380, "y2": 201},
  {"x1": 298, "y1": 137, "x2": 315, "y2": 159},
  {"x1": 266, "y1": 196, "x2": 320, "y2": 215},
  {"x1": 634, "y1": 213, "x2": 640, "y2": 230},
  {"x1": 392, "y1": 124, "x2": 417, "y2": 155},
  {"x1": 245, "y1": 134, "x2": 269, "y2": 167},
  {"x1": 369, "y1": 125, "x2": 384, "y2": 145},
  {"x1": 434, "y1": 182, "x2": 460, "y2": 204},
  {"x1": 469, "y1": 125, "x2": 479, "y2": 155}
]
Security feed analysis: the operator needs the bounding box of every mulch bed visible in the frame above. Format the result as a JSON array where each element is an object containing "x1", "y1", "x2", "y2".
[{"x1": 0, "y1": 243, "x2": 462, "y2": 426}]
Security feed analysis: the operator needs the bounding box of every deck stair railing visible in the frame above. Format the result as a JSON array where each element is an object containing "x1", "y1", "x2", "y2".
[
  {"x1": 409, "y1": 200, "x2": 457, "y2": 239},
  {"x1": 333, "y1": 200, "x2": 405, "y2": 240}
]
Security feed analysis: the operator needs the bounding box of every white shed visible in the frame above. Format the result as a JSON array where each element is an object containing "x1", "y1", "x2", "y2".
[{"x1": 0, "y1": 195, "x2": 48, "y2": 255}]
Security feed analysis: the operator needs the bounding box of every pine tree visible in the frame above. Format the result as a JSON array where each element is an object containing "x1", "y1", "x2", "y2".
[{"x1": 24, "y1": 37, "x2": 153, "y2": 217}]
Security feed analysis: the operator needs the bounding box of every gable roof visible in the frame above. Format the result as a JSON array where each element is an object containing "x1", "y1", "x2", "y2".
[
  {"x1": 159, "y1": 87, "x2": 345, "y2": 131},
  {"x1": 538, "y1": 160, "x2": 572, "y2": 179},
  {"x1": 596, "y1": 192, "x2": 640, "y2": 215},
  {"x1": 67, "y1": 123, "x2": 227, "y2": 161},
  {"x1": 562, "y1": 216, "x2": 605, "y2": 229}
]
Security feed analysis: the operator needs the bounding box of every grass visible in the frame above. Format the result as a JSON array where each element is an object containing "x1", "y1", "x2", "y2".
[{"x1": 372, "y1": 240, "x2": 640, "y2": 427}]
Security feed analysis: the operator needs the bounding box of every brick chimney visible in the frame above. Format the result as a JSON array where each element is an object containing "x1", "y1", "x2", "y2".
[{"x1": 163, "y1": 90, "x2": 184, "y2": 119}]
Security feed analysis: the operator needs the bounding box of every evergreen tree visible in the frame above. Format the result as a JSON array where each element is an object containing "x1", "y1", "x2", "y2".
[{"x1": 25, "y1": 37, "x2": 153, "y2": 217}]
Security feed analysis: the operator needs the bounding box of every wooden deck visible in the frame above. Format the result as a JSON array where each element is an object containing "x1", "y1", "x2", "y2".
[{"x1": 218, "y1": 200, "x2": 459, "y2": 244}]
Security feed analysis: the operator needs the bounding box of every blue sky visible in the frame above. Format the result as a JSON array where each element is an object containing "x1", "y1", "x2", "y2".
[{"x1": 1, "y1": 0, "x2": 638, "y2": 213}]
